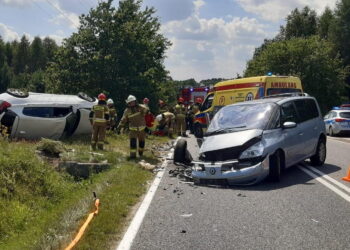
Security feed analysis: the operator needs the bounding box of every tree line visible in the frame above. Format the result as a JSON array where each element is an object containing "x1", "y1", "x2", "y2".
[
  {"x1": 245, "y1": 0, "x2": 350, "y2": 112},
  {"x1": 0, "y1": 36, "x2": 58, "y2": 93}
]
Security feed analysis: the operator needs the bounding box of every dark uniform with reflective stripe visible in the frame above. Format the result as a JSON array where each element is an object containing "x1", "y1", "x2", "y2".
[
  {"x1": 118, "y1": 104, "x2": 149, "y2": 158},
  {"x1": 89, "y1": 101, "x2": 109, "y2": 150},
  {"x1": 108, "y1": 106, "x2": 117, "y2": 130},
  {"x1": 174, "y1": 103, "x2": 187, "y2": 136}
]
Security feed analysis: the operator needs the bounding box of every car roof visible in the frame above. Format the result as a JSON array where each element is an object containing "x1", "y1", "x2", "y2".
[
  {"x1": 0, "y1": 92, "x2": 97, "y2": 107},
  {"x1": 226, "y1": 96, "x2": 315, "y2": 107}
]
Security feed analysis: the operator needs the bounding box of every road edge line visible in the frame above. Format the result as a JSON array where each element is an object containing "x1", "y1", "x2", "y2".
[
  {"x1": 298, "y1": 166, "x2": 350, "y2": 203},
  {"x1": 116, "y1": 137, "x2": 181, "y2": 250},
  {"x1": 305, "y1": 165, "x2": 350, "y2": 194}
]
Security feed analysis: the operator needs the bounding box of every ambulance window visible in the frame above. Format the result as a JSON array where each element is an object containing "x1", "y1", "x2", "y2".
[
  {"x1": 201, "y1": 94, "x2": 214, "y2": 111},
  {"x1": 267, "y1": 88, "x2": 301, "y2": 96}
]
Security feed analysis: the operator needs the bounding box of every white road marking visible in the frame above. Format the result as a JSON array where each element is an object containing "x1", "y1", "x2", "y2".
[
  {"x1": 306, "y1": 165, "x2": 350, "y2": 194},
  {"x1": 116, "y1": 137, "x2": 181, "y2": 250},
  {"x1": 298, "y1": 166, "x2": 350, "y2": 203}
]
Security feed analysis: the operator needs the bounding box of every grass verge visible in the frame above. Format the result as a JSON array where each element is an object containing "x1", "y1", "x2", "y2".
[{"x1": 0, "y1": 132, "x2": 169, "y2": 249}]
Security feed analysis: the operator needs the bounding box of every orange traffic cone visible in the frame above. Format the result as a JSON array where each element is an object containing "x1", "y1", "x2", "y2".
[{"x1": 342, "y1": 166, "x2": 350, "y2": 182}]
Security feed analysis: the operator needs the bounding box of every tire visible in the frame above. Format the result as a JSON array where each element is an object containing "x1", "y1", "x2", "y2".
[
  {"x1": 310, "y1": 139, "x2": 326, "y2": 166},
  {"x1": 174, "y1": 139, "x2": 187, "y2": 164},
  {"x1": 6, "y1": 88, "x2": 29, "y2": 98},
  {"x1": 269, "y1": 151, "x2": 281, "y2": 182},
  {"x1": 194, "y1": 123, "x2": 203, "y2": 138},
  {"x1": 78, "y1": 92, "x2": 96, "y2": 102},
  {"x1": 329, "y1": 127, "x2": 334, "y2": 137}
]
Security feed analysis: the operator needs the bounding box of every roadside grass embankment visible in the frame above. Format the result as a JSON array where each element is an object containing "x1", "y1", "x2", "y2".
[{"x1": 0, "y1": 133, "x2": 169, "y2": 249}]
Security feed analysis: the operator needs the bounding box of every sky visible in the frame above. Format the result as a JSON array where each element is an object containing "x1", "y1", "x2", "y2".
[{"x1": 0, "y1": 0, "x2": 338, "y2": 81}]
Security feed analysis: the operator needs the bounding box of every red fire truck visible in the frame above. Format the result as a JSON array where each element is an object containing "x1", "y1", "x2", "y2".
[{"x1": 180, "y1": 87, "x2": 210, "y2": 105}]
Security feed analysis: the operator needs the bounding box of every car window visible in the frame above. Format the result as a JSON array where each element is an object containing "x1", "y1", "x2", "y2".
[
  {"x1": 23, "y1": 107, "x2": 71, "y2": 118},
  {"x1": 281, "y1": 101, "x2": 298, "y2": 124},
  {"x1": 200, "y1": 93, "x2": 214, "y2": 111},
  {"x1": 340, "y1": 112, "x2": 350, "y2": 118},
  {"x1": 294, "y1": 99, "x2": 319, "y2": 123},
  {"x1": 330, "y1": 112, "x2": 337, "y2": 118}
]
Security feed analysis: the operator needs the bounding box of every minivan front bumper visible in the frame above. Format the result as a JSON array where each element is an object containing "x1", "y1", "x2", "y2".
[{"x1": 191, "y1": 156, "x2": 270, "y2": 185}]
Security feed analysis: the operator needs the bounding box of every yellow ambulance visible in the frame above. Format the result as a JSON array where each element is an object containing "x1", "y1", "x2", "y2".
[{"x1": 193, "y1": 75, "x2": 303, "y2": 138}]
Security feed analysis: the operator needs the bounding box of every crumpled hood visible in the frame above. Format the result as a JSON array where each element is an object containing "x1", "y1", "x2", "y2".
[{"x1": 199, "y1": 129, "x2": 263, "y2": 153}]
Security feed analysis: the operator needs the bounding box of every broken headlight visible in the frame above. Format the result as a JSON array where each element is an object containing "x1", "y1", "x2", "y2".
[{"x1": 239, "y1": 141, "x2": 264, "y2": 160}]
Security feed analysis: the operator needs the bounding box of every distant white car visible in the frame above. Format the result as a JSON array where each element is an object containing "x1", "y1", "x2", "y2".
[{"x1": 0, "y1": 89, "x2": 97, "y2": 140}]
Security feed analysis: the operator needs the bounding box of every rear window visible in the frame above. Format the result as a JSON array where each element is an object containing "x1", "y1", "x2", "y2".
[
  {"x1": 294, "y1": 99, "x2": 319, "y2": 122},
  {"x1": 23, "y1": 107, "x2": 71, "y2": 118},
  {"x1": 340, "y1": 112, "x2": 350, "y2": 118}
]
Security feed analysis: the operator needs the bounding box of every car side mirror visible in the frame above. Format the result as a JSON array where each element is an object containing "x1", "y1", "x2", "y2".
[{"x1": 282, "y1": 121, "x2": 297, "y2": 129}]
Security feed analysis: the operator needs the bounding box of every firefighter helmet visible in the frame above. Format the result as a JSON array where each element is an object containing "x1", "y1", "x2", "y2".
[
  {"x1": 159, "y1": 100, "x2": 165, "y2": 105},
  {"x1": 126, "y1": 95, "x2": 137, "y2": 103},
  {"x1": 195, "y1": 97, "x2": 203, "y2": 104},
  {"x1": 143, "y1": 97, "x2": 150, "y2": 104},
  {"x1": 178, "y1": 97, "x2": 184, "y2": 103},
  {"x1": 107, "y1": 98, "x2": 114, "y2": 105},
  {"x1": 98, "y1": 93, "x2": 106, "y2": 101}
]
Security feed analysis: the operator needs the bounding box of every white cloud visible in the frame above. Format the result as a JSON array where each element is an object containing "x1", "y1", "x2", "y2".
[
  {"x1": 235, "y1": 0, "x2": 337, "y2": 22},
  {"x1": 0, "y1": 23, "x2": 20, "y2": 41},
  {"x1": 163, "y1": 13, "x2": 270, "y2": 80},
  {"x1": 45, "y1": 0, "x2": 80, "y2": 30}
]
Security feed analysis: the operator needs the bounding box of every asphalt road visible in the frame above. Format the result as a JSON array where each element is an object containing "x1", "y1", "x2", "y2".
[{"x1": 130, "y1": 135, "x2": 350, "y2": 250}]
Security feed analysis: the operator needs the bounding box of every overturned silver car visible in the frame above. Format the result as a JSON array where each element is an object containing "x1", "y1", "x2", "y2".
[
  {"x1": 174, "y1": 96, "x2": 327, "y2": 185},
  {"x1": 0, "y1": 89, "x2": 97, "y2": 140}
]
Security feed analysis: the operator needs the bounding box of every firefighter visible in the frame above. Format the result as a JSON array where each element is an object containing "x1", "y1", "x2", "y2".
[
  {"x1": 156, "y1": 111, "x2": 175, "y2": 138},
  {"x1": 143, "y1": 97, "x2": 150, "y2": 108},
  {"x1": 158, "y1": 100, "x2": 169, "y2": 113},
  {"x1": 117, "y1": 95, "x2": 149, "y2": 159},
  {"x1": 189, "y1": 97, "x2": 202, "y2": 134},
  {"x1": 174, "y1": 97, "x2": 187, "y2": 137},
  {"x1": 107, "y1": 98, "x2": 117, "y2": 131},
  {"x1": 89, "y1": 93, "x2": 110, "y2": 150}
]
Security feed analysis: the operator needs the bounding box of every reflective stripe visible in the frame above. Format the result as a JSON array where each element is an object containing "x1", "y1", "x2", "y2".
[
  {"x1": 130, "y1": 126, "x2": 146, "y2": 131},
  {"x1": 176, "y1": 114, "x2": 186, "y2": 118},
  {"x1": 128, "y1": 112, "x2": 141, "y2": 118},
  {"x1": 97, "y1": 142, "x2": 104, "y2": 145},
  {"x1": 139, "y1": 148, "x2": 144, "y2": 152},
  {"x1": 94, "y1": 119, "x2": 107, "y2": 123},
  {"x1": 130, "y1": 149, "x2": 137, "y2": 152},
  {"x1": 91, "y1": 141, "x2": 96, "y2": 143}
]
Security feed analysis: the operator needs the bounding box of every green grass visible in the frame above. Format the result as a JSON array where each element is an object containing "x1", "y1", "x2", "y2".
[{"x1": 0, "y1": 133, "x2": 169, "y2": 249}]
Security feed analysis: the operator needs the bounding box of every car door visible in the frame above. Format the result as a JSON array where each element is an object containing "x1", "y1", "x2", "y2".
[
  {"x1": 324, "y1": 112, "x2": 331, "y2": 133},
  {"x1": 294, "y1": 99, "x2": 320, "y2": 157},
  {"x1": 280, "y1": 101, "x2": 304, "y2": 167},
  {"x1": 17, "y1": 106, "x2": 69, "y2": 139}
]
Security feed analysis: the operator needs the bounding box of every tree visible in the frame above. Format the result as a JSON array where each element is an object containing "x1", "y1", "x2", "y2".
[
  {"x1": 318, "y1": 7, "x2": 334, "y2": 39},
  {"x1": 244, "y1": 36, "x2": 348, "y2": 111},
  {"x1": 284, "y1": 7, "x2": 318, "y2": 39},
  {"x1": 29, "y1": 37, "x2": 46, "y2": 72},
  {"x1": 13, "y1": 35, "x2": 30, "y2": 75},
  {"x1": 45, "y1": 0, "x2": 171, "y2": 113},
  {"x1": 42, "y1": 37, "x2": 58, "y2": 64}
]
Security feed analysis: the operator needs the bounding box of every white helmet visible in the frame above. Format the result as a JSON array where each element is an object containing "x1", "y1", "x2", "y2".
[
  {"x1": 156, "y1": 114, "x2": 163, "y2": 122},
  {"x1": 125, "y1": 95, "x2": 137, "y2": 103},
  {"x1": 107, "y1": 98, "x2": 114, "y2": 105}
]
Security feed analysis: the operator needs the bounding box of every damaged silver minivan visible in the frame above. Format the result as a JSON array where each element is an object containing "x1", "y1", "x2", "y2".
[
  {"x1": 0, "y1": 89, "x2": 97, "y2": 140},
  {"x1": 174, "y1": 95, "x2": 327, "y2": 185}
]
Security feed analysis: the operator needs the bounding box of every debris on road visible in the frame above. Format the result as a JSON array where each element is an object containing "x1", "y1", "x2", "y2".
[
  {"x1": 168, "y1": 167, "x2": 192, "y2": 181},
  {"x1": 180, "y1": 230, "x2": 187, "y2": 234},
  {"x1": 180, "y1": 214, "x2": 193, "y2": 218},
  {"x1": 138, "y1": 160, "x2": 156, "y2": 171},
  {"x1": 237, "y1": 193, "x2": 247, "y2": 197}
]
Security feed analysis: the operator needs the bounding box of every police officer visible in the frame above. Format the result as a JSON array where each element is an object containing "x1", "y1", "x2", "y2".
[
  {"x1": 107, "y1": 98, "x2": 117, "y2": 131},
  {"x1": 174, "y1": 97, "x2": 187, "y2": 137},
  {"x1": 89, "y1": 93, "x2": 110, "y2": 150},
  {"x1": 117, "y1": 95, "x2": 149, "y2": 159},
  {"x1": 156, "y1": 111, "x2": 175, "y2": 138}
]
